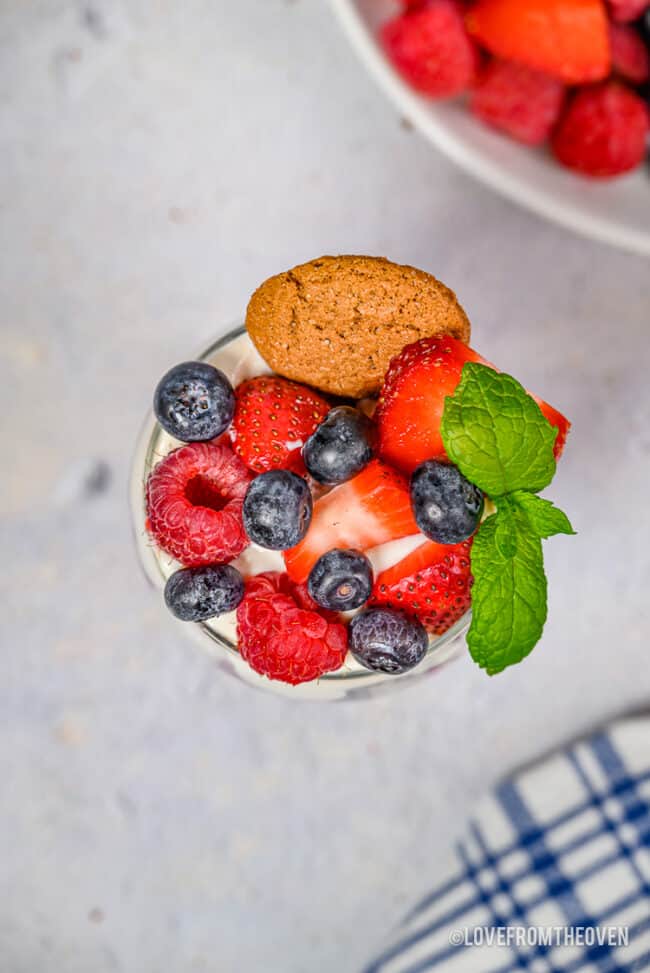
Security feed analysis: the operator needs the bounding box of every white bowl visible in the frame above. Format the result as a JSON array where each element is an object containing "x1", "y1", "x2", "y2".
[{"x1": 330, "y1": 0, "x2": 650, "y2": 256}]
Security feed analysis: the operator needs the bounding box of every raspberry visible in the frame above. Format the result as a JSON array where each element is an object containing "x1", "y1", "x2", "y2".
[
  {"x1": 552, "y1": 82, "x2": 649, "y2": 177},
  {"x1": 236, "y1": 573, "x2": 348, "y2": 684},
  {"x1": 607, "y1": 0, "x2": 649, "y2": 23},
  {"x1": 380, "y1": 0, "x2": 479, "y2": 97},
  {"x1": 146, "y1": 441, "x2": 252, "y2": 567},
  {"x1": 471, "y1": 59, "x2": 566, "y2": 145},
  {"x1": 230, "y1": 376, "x2": 329, "y2": 476},
  {"x1": 609, "y1": 22, "x2": 650, "y2": 83}
]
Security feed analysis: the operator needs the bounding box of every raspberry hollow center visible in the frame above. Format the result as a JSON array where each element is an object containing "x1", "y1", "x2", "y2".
[{"x1": 184, "y1": 474, "x2": 228, "y2": 512}]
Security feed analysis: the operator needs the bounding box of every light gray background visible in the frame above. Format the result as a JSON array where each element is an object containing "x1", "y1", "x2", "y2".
[{"x1": 2, "y1": 2, "x2": 649, "y2": 971}]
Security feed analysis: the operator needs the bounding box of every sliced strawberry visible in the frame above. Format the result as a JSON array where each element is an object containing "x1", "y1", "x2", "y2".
[
  {"x1": 376, "y1": 336, "x2": 483, "y2": 473},
  {"x1": 466, "y1": 0, "x2": 611, "y2": 84},
  {"x1": 376, "y1": 336, "x2": 570, "y2": 474},
  {"x1": 283, "y1": 459, "x2": 418, "y2": 583},
  {"x1": 370, "y1": 538, "x2": 473, "y2": 636},
  {"x1": 536, "y1": 397, "x2": 571, "y2": 458},
  {"x1": 230, "y1": 376, "x2": 329, "y2": 476}
]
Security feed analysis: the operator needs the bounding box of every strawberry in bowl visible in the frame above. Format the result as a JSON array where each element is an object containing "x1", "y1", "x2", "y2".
[{"x1": 132, "y1": 256, "x2": 575, "y2": 697}]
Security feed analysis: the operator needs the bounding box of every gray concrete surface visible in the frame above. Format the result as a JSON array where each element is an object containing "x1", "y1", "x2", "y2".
[{"x1": 2, "y1": 1, "x2": 650, "y2": 971}]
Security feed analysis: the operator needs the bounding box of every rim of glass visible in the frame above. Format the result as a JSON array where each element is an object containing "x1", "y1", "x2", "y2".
[{"x1": 130, "y1": 323, "x2": 472, "y2": 685}]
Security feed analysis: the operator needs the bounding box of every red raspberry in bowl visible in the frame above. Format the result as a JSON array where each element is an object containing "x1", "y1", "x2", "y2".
[
  {"x1": 609, "y1": 22, "x2": 650, "y2": 84},
  {"x1": 471, "y1": 59, "x2": 566, "y2": 145},
  {"x1": 381, "y1": 0, "x2": 479, "y2": 97},
  {"x1": 552, "y1": 81, "x2": 650, "y2": 177},
  {"x1": 146, "y1": 441, "x2": 251, "y2": 567},
  {"x1": 607, "y1": 0, "x2": 650, "y2": 23},
  {"x1": 236, "y1": 572, "x2": 348, "y2": 684}
]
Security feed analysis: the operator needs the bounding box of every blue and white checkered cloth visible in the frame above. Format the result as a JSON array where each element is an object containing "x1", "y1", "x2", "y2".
[{"x1": 363, "y1": 719, "x2": 650, "y2": 973}]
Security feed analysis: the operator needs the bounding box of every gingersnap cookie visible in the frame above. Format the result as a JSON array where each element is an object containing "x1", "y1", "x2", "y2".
[{"x1": 245, "y1": 255, "x2": 471, "y2": 399}]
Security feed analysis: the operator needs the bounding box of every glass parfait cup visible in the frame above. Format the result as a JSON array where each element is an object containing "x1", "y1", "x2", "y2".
[{"x1": 130, "y1": 324, "x2": 471, "y2": 700}]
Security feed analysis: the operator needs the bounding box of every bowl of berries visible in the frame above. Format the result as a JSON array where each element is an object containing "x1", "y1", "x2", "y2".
[
  {"x1": 331, "y1": 0, "x2": 650, "y2": 256},
  {"x1": 132, "y1": 256, "x2": 574, "y2": 699}
]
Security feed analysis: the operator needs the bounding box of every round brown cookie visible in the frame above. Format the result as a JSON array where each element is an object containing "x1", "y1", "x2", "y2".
[{"x1": 245, "y1": 255, "x2": 471, "y2": 398}]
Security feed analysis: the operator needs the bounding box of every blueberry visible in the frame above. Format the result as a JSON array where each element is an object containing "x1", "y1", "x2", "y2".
[
  {"x1": 307, "y1": 549, "x2": 373, "y2": 611},
  {"x1": 243, "y1": 470, "x2": 312, "y2": 550},
  {"x1": 349, "y1": 608, "x2": 428, "y2": 674},
  {"x1": 410, "y1": 460, "x2": 483, "y2": 545},
  {"x1": 154, "y1": 361, "x2": 235, "y2": 442},
  {"x1": 164, "y1": 564, "x2": 244, "y2": 621},
  {"x1": 303, "y1": 406, "x2": 374, "y2": 484}
]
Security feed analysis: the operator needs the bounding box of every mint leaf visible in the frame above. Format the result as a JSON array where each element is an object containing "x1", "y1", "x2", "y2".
[
  {"x1": 467, "y1": 500, "x2": 547, "y2": 676},
  {"x1": 441, "y1": 364, "x2": 557, "y2": 497},
  {"x1": 440, "y1": 362, "x2": 574, "y2": 674},
  {"x1": 510, "y1": 491, "x2": 576, "y2": 539}
]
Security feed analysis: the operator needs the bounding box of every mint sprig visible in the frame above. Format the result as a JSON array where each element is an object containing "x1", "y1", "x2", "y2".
[
  {"x1": 441, "y1": 364, "x2": 574, "y2": 675},
  {"x1": 508, "y1": 491, "x2": 576, "y2": 540}
]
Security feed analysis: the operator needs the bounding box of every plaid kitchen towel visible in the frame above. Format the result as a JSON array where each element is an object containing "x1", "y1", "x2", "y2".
[{"x1": 364, "y1": 719, "x2": 650, "y2": 973}]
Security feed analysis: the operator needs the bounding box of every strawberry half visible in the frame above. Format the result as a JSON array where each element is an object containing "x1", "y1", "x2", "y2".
[
  {"x1": 465, "y1": 0, "x2": 611, "y2": 84},
  {"x1": 283, "y1": 459, "x2": 418, "y2": 584},
  {"x1": 376, "y1": 336, "x2": 570, "y2": 474},
  {"x1": 370, "y1": 538, "x2": 473, "y2": 636},
  {"x1": 230, "y1": 376, "x2": 329, "y2": 476}
]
